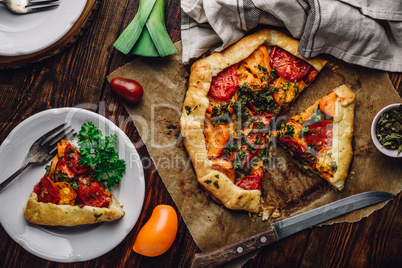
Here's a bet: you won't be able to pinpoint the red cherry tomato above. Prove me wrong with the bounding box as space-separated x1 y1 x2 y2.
279 136 316 166
76 180 111 208
208 66 239 100
270 46 311 81
235 167 263 190
133 205 178 257
34 175 61 204
279 137 306 156
110 77 144 104
65 144 88 175
303 120 333 152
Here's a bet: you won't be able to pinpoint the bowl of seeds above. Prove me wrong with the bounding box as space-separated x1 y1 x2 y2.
371 103 402 158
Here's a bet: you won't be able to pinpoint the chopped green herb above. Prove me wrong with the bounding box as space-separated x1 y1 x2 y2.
375 104 402 155
282 125 295 138
270 67 278 79
185 106 192 115
45 165 51 174
331 161 338 172
299 126 310 138
70 181 78 190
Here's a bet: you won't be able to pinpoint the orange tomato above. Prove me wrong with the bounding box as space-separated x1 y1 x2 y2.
133 205 178 257
57 139 68 158
55 182 77 205
211 158 236 182
48 154 59 177
204 119 230 159
319 92 337 117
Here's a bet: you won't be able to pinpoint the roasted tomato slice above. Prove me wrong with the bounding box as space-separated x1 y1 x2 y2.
319 92 337 117
208 66 239 100
235 167 263 190
77 180 111 208
303 120 333 152
204 118 230 159
279 137 316 166
55 182 77 205
279 137 306 156
65 144 89 175
211 159 236 182
270 46 311 81
56 158 76 179
34 175 61 204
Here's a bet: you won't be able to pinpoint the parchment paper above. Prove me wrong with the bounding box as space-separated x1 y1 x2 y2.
108 42 402 263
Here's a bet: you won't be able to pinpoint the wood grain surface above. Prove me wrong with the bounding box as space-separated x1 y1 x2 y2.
0 1 400 267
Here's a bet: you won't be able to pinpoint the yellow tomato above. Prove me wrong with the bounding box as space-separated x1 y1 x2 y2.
55 182 77 206
133 205 178 257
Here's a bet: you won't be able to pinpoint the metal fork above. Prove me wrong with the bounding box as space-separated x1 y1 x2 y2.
0 123 75 192
0 0 60 14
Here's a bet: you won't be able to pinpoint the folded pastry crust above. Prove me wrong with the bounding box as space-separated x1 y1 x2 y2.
23 192 125 226
330 85 356 190
180 29 327 213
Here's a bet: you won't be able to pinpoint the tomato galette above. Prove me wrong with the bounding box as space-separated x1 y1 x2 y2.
274 85 355 190
180 29 330 213
23 139 124 226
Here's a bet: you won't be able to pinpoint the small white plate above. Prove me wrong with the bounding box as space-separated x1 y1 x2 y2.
0 1 86 56
371 103 402 158
0 108 145 262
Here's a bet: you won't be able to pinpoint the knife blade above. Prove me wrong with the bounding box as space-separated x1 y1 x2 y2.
190 191 395 268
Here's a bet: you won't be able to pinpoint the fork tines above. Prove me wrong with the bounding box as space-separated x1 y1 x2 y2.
38 123 75 149
26 0 60 13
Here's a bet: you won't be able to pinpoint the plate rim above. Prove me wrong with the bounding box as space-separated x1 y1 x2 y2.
0 0 101 69
0 107 145 262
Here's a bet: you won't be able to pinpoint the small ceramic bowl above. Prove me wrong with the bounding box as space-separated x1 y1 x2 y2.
371 103 402 158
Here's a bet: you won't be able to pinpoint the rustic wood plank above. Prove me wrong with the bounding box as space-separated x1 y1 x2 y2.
299 194 401 267
0 0 400 267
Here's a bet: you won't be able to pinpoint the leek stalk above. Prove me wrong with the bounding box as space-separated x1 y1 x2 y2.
114 0 177 57
113 0 156 55
132 27 159 57
143 0 177 57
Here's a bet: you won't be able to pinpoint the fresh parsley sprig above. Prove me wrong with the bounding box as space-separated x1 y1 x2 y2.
77 122 126 188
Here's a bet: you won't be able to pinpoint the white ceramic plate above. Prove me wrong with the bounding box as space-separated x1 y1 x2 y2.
0 108 145 262
0 1 86 56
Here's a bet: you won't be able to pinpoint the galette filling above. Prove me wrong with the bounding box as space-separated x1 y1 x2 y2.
33 140 112 208
204 45 319 190
275 92 338 181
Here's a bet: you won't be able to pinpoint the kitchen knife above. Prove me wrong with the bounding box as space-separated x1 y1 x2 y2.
190 191 395 268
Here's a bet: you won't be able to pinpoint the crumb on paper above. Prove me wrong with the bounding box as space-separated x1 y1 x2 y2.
332 65 341 73
249 212 258 222
259 205 275 221
271 208 281 218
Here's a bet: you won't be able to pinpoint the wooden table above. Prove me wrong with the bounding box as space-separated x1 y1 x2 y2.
0 1 401 267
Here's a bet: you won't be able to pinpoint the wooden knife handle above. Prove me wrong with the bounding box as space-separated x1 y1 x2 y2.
190 226 278 268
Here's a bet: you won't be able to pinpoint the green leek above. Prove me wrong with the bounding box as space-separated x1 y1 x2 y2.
113 0 156 54
113 0 177 57
132 27 159 57
143 0 177 57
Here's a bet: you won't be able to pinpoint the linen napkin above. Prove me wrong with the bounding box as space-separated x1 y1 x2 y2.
181 0 402 72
